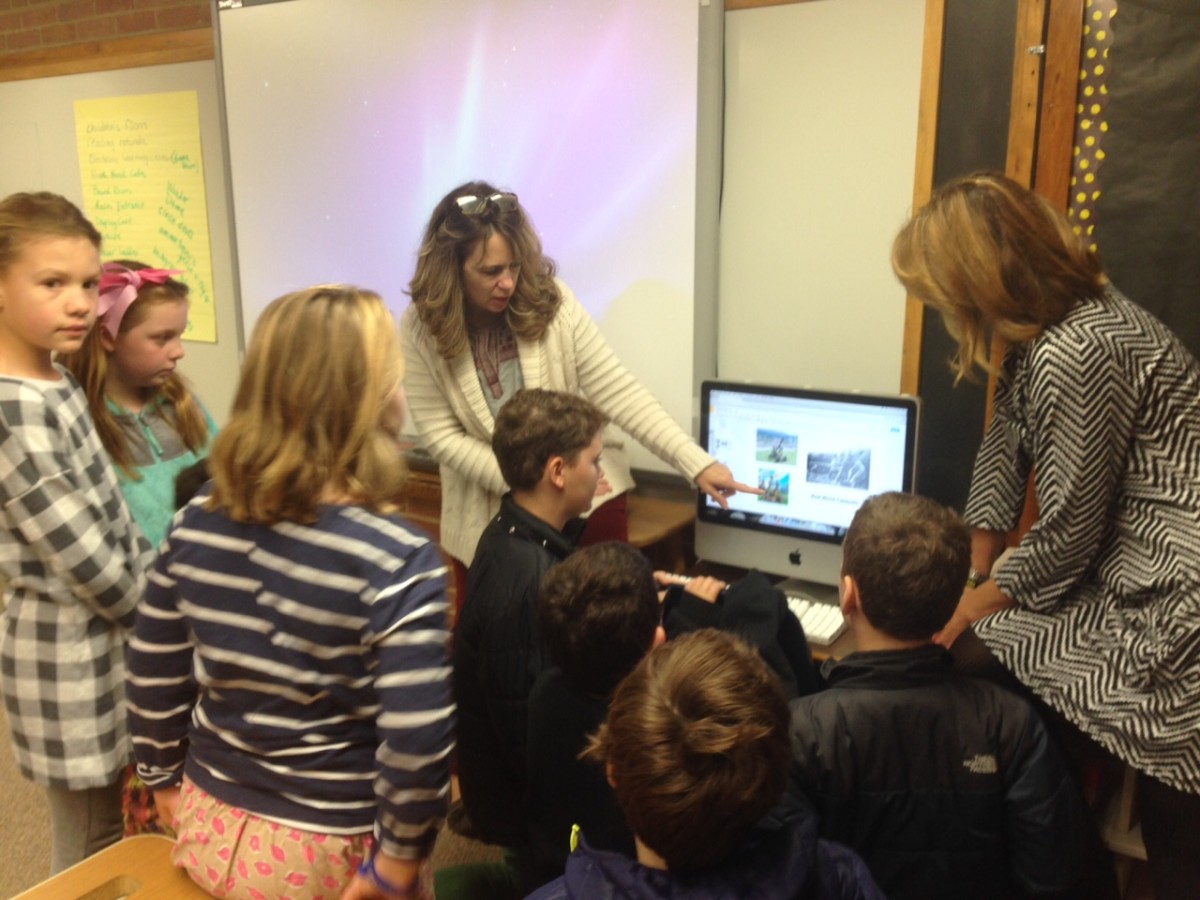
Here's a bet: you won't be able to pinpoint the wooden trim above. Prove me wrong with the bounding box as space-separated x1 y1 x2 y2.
725 0 824 10
1005 0 1048 188
0 28 214 83
988 0 1050 423
1014 0 1083 539
1033 0 1085 210
899 0 946 396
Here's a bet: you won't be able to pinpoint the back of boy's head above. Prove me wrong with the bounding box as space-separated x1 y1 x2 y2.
0 192 100 272
492 388 607 491
841 491 970 640
538 541 660 697
585 629 790 873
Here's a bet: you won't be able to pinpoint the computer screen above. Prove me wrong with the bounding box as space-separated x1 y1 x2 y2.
695 381 920 592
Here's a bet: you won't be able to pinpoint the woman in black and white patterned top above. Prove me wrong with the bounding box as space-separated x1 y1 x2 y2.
893 171 1200 898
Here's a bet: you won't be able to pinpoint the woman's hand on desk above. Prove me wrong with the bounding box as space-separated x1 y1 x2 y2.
695 462 762 509
683 575 726 603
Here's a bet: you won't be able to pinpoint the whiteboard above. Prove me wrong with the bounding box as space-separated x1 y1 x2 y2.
719 0 924 395
216 0 719 471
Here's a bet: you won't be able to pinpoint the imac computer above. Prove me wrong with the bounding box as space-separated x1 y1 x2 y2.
696 380 920 602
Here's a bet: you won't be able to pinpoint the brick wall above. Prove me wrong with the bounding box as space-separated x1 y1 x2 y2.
1 0 211 55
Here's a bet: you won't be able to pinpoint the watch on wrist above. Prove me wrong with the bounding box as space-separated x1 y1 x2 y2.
966 567 990 589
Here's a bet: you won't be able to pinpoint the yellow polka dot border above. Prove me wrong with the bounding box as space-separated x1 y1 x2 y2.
1068 0 1117 251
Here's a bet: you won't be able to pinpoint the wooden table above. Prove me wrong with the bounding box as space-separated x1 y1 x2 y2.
14 835 211 900
627 494 696 573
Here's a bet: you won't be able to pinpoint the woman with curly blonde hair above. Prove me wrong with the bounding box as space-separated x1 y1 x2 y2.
894 171 1200 898
402 182 756 605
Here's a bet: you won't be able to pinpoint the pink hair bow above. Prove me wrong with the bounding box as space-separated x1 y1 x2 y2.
97 263 184 340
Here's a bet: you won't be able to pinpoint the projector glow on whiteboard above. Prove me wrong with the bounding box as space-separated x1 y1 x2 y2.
217 0 699 333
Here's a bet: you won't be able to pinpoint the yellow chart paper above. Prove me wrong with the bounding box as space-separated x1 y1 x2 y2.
75 91 216 342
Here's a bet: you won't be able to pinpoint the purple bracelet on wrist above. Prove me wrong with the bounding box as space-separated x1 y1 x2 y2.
358 854 417 898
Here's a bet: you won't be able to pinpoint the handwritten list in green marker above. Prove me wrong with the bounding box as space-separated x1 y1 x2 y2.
75 91 216 343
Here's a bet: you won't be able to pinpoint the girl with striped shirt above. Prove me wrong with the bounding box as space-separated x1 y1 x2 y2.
127 285 453 900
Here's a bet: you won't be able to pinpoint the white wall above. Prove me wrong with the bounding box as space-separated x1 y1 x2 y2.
719 0 925 394
0 61 242 426
0 0 928 444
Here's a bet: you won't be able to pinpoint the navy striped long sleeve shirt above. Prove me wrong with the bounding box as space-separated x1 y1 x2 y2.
126 490 454 859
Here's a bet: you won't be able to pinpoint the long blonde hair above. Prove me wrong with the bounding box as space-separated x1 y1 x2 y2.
892 171 1106 382
407 181 562 359
60 260 209 477
208 285 407 524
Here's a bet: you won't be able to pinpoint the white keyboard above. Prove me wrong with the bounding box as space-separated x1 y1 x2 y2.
786 592 846 646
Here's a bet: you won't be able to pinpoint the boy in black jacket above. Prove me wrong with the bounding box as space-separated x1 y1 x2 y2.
528 630 884 900
525 541 666 886
789 492 1085 900
446 388 607 899
527 541 824 890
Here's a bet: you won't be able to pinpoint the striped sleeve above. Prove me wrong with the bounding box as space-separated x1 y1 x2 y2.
561 288 715 481
365 537 454 859
126 552 196 788
963 369 1032 538
983 337 1135 612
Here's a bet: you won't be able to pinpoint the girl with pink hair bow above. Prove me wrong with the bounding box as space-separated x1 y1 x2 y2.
61 260 216 550
60 261 218 838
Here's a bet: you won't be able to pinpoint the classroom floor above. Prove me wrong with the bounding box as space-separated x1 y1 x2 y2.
0 704 502 898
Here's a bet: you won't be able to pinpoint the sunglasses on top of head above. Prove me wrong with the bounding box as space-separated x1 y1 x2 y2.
454 192 519 216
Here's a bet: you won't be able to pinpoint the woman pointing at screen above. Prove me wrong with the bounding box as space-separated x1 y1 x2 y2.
400 182 755 603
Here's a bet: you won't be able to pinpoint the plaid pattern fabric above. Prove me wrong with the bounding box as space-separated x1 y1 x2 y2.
0 367 149 789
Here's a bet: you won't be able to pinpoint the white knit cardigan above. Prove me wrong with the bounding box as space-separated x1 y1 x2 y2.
399 281 715 564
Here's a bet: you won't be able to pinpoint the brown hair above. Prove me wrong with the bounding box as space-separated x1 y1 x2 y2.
208 285 407 524
407 181 561 359
60 260 210 477
585 629 790 873
492 388 607 491
892 171 1106 382
841 492 970 640
538 541 660 697
0 192 101 274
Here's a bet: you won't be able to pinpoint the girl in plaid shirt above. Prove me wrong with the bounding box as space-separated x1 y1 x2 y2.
0 192 149 873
